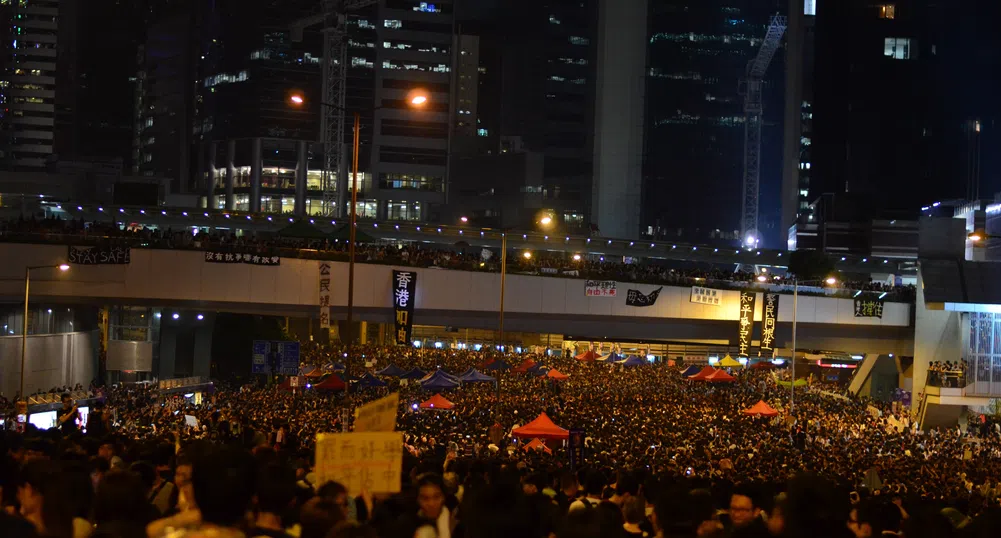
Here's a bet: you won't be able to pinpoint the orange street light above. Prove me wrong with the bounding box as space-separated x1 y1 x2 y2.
289 93 304 105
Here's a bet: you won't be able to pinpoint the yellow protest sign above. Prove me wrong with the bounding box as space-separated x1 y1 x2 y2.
315 432 403 495
353 392 399 432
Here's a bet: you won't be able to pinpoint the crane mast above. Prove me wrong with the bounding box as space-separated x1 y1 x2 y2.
740 14 787 248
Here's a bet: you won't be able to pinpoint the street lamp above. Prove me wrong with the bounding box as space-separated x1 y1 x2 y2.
21 264 70 401
788 275 838 414
289 89 429 349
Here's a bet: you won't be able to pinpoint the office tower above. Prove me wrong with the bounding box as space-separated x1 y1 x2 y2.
781 0 815 233
592 0 646 240
642 0 786 245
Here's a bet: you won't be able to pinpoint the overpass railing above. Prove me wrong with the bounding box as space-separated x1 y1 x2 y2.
0 231 916 302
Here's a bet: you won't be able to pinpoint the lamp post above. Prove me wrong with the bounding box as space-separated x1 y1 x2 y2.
497 216 553 351
289 90 428 351
787 275 837 414
21 264 70 401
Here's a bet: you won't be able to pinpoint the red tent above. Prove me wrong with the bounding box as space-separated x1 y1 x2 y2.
512 412 569 440
305 369 326 378
313 374 346 391
512 359 537 373
277 378 293 392
523 438 553 454
546 369 569 380
751 361 775 370
743 400 779 417
419 393 455 410
688 366 717 380
705 369 737 383
575 350 599 362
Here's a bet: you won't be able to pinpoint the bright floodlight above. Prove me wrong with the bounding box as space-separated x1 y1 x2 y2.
460 216 468 223
523 251 532 259
411 94 428 106
969 232 983 242
58 264 70 271
289 94 304 105
572 254 582 261
757 275 767 282
745 235 757 246
540 216 553 226
825 277 837 285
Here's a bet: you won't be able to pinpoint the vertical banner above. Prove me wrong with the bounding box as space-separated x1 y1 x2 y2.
568 428 586 470
737 291 756 357
392 270 417 345
759 293 779 356
319 262 331 329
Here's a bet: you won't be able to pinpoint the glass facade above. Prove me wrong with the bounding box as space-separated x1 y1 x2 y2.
965 312 1001 395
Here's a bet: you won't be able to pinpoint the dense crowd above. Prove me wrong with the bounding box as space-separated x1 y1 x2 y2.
0 215 914 299
3 344 1001 538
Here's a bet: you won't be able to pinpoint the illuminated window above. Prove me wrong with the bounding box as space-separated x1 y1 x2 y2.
884 37 911 59
569 36 589 46
384 19 402 29
879 4 895 19
477 128 488 137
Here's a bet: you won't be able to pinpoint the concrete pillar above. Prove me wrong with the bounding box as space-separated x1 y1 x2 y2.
250 137 262 213
378 323 386 345
295 140 308 217
359 321 368 344
912 270 964 416
158 321 177 380
206 141 219 210
225 139 236 210
192 312 215 379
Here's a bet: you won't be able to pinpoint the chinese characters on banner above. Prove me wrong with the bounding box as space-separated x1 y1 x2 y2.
585 280 617 297
625 287 663 307
853 298 885 318
690 286 721 306
319 262 331 329
204 251 280 266
737 291 756 357
760 293 779 356
392 270 417 345
354 393 400 433
314 432 403 496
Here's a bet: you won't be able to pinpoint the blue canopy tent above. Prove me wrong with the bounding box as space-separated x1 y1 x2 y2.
355 373 388 388
483 359 512 371
617 355 647 367
323 362 346 372
528 364 551 376
400 368 427 380
458 368 497 383
681 365 701 377
598 352 624 362
421 370 461 390
376 364 407 377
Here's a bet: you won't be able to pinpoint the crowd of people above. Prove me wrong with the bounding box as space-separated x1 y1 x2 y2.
927 361 970 388
0 215 914 300
3 343 1001 538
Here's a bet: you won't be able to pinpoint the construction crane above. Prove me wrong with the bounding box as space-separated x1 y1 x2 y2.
291 0 377 217
739 14 787 248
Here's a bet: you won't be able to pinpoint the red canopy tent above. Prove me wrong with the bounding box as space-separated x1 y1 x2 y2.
511 412 570 440
512 359 537 373
705 369 737 383
546 369 569 380
313 374 346 391
751 361 775 370
305 369 326 378
688 366 717 380
575 350 599 362
743 400 779 417
523 438 553 454
419 393 455 410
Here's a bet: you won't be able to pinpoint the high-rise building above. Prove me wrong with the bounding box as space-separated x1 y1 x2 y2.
642 0 787 245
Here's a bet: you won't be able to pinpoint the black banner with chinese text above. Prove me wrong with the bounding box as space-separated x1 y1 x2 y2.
760 293 779 356
392 270 417 345
626 287 662 307
854 298 884 318
737 291 756 357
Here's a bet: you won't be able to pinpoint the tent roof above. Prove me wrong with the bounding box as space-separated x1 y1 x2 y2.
376 364 407 377
546 369 569 380
598 352 623 362
322 362 346 372
719 355 742 367
329 223 377 243
278 219 329 239
420 370 460 390
483 359 512 371
313 374 346 391
689 366 717 380
523 438 552 454
400 368 427 380
744 400 779 417
750 361 776 370
355 373 387 388
512 359 537 373
458 368 496 383
681 365 701 377
618 355 646 367
512 412 569 440
419 393 455 409
575 350 599 361
704 369 737 383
